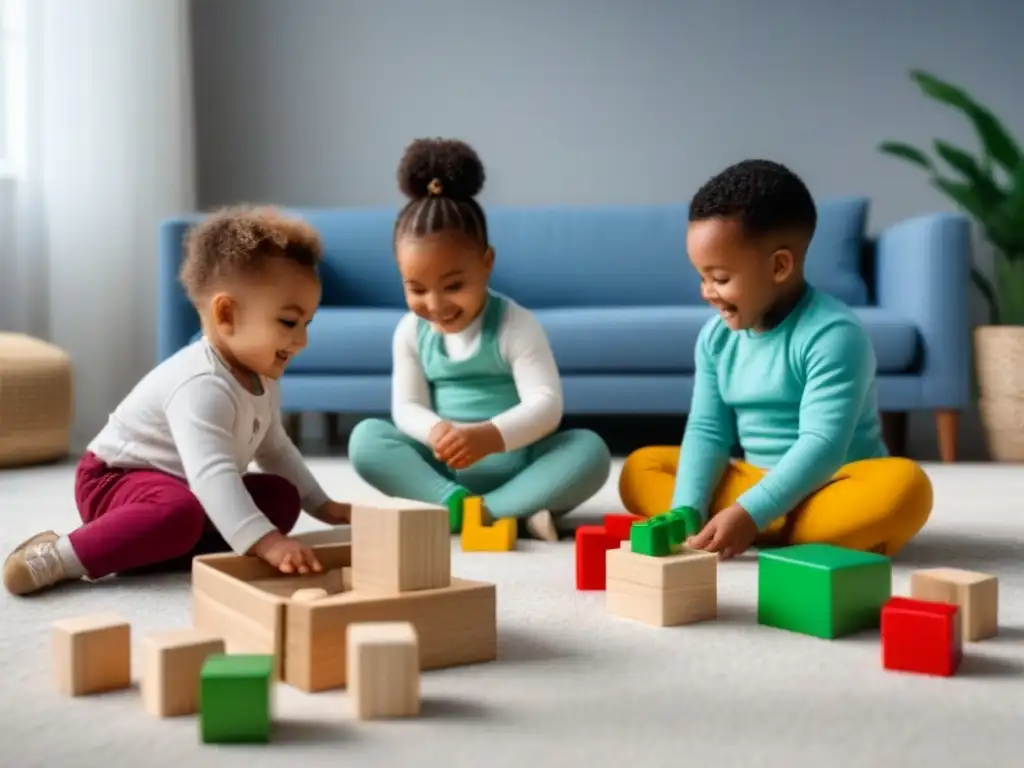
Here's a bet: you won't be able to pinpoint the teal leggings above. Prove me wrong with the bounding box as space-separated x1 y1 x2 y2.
348 418 612 520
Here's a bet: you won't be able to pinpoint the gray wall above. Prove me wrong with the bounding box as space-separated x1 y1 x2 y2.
190 0 1024 460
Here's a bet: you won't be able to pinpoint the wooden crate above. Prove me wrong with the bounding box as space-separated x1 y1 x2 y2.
191 533 497 692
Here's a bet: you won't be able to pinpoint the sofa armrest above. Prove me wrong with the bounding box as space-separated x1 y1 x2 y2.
157 215 203 363
874 212 973 409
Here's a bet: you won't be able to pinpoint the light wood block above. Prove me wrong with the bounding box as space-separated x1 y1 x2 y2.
140 628 224 717
352 504 451 593
606 543 717 627
347 622 421 719
52 613 131 696
291 588 329 602
910 568 998 641
461 496 517 551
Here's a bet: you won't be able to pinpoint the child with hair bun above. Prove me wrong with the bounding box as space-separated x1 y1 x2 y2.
348 138 611 540
4 206 351 596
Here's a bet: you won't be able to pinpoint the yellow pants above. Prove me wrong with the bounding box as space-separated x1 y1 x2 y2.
618 447 933 556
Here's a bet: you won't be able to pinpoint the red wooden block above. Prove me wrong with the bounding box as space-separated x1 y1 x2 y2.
602 513 646 541
881 596 962 677
575 526 619 590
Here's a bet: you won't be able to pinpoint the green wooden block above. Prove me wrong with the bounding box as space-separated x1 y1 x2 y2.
669 506 704 539
757 544 892 639
199 654 273 743
630 516 671 556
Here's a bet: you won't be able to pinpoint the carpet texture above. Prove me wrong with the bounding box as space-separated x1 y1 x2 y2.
0 459 1021 768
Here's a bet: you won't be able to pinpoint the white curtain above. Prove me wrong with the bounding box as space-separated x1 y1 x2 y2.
5 0 196 450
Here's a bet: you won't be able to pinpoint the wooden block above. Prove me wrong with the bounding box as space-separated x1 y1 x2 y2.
52 613 131 696
461 496 517 551
352 504 451 593
603 513 645 542
140 628 224 717
347 622 420 719
605 544 717 626
291 588 328 602
910 568 998 641
575 525 619 590
882 597 962 676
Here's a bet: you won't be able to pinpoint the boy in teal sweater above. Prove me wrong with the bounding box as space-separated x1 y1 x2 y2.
619 160 932 559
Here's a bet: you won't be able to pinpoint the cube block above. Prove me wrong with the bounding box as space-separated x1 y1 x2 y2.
352 504 451 592
606 542 717 626
52 613 131 696
602 513 645 542
881 597 962 676
758 544 891 639
575 525 619 590
347 622 420 719
910 568 997 642
461 496 517 551
141 628 225 717
199 654 274 743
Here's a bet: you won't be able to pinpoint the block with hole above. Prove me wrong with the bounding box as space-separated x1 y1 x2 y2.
757 544 891 639
575 525 620 590
606 542 717 626
909 568 998 642
52 613 131 697
881 597 962 676
602 513 645 542
461 496 517 552
351 503 451 593
347 622 421 719
199 654 274 743
141 628 224 717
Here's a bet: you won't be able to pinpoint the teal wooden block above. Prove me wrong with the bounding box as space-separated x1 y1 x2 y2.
757 544 892 639
199 654 273 743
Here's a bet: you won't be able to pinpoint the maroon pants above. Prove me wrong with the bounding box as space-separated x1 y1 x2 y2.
69 452 300 579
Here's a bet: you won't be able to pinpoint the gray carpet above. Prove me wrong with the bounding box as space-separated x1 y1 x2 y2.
1 458 1022 768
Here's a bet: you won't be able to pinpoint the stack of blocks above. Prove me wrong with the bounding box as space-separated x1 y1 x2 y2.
460 496 517 551
575 513 644 590
604 507 718 627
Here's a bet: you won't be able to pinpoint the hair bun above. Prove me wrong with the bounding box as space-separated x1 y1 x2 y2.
397 138 486 201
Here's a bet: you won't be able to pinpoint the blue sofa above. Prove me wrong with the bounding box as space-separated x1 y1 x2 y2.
157 198 972 459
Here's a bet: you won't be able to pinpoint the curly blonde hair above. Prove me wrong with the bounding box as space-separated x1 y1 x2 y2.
180 206 322 302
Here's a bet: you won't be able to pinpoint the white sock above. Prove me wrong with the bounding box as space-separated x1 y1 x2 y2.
55 536 87 579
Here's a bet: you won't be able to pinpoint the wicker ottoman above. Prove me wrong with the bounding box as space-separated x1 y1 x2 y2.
0 333 73 467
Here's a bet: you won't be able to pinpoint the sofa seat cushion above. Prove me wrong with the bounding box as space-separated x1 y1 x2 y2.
533 306 919 375
288 308 403 374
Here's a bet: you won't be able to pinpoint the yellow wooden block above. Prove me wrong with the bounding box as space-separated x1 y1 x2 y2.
461 497 517 551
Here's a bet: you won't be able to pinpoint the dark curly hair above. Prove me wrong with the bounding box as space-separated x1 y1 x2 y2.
689 159 817 242
393 138 489 248
180 206 322 303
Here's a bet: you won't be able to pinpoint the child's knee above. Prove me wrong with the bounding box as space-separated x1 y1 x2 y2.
348 418 398 473
244 474 301 532
889 458 933 528
571 429 611 471
159 492 208 553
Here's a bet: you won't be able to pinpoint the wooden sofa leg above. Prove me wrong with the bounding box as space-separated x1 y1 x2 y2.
881 412 907 457
934 409 958 463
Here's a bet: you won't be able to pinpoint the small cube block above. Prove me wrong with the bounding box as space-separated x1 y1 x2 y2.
606 542 717 626
199 654 274 743
575 525 619 590
347 622 420 719
141 628 225 717
910 568 998 642
630 516 672 556
602 513 645 541
758 544 891 639
352 504 451 592
52 613 131 696
461 497 517 552
291 587 328 602
881 597 962 676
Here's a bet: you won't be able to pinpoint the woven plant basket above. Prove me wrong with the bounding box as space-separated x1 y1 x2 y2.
974 326 1024 462
0 333 74 467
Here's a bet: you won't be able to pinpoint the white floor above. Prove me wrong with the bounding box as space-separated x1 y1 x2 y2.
0 459 1022 768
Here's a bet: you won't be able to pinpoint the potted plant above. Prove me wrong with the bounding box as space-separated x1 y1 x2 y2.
879 70 1024 462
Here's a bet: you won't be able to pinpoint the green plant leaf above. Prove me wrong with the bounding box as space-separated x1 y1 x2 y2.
988 162 1024 253
910 70 1022 172
971 266 1000 325
933 140 1004 209
878 141 934 171
932 176 990 221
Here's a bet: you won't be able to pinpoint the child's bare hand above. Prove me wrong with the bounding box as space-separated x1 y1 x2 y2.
252 531 323 574
435 423 504 470
316 500 351 524
686 503 758 560
428 421 455 450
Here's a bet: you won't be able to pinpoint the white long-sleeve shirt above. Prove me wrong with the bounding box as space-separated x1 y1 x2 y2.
87 338 330 554
391 298 564 452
